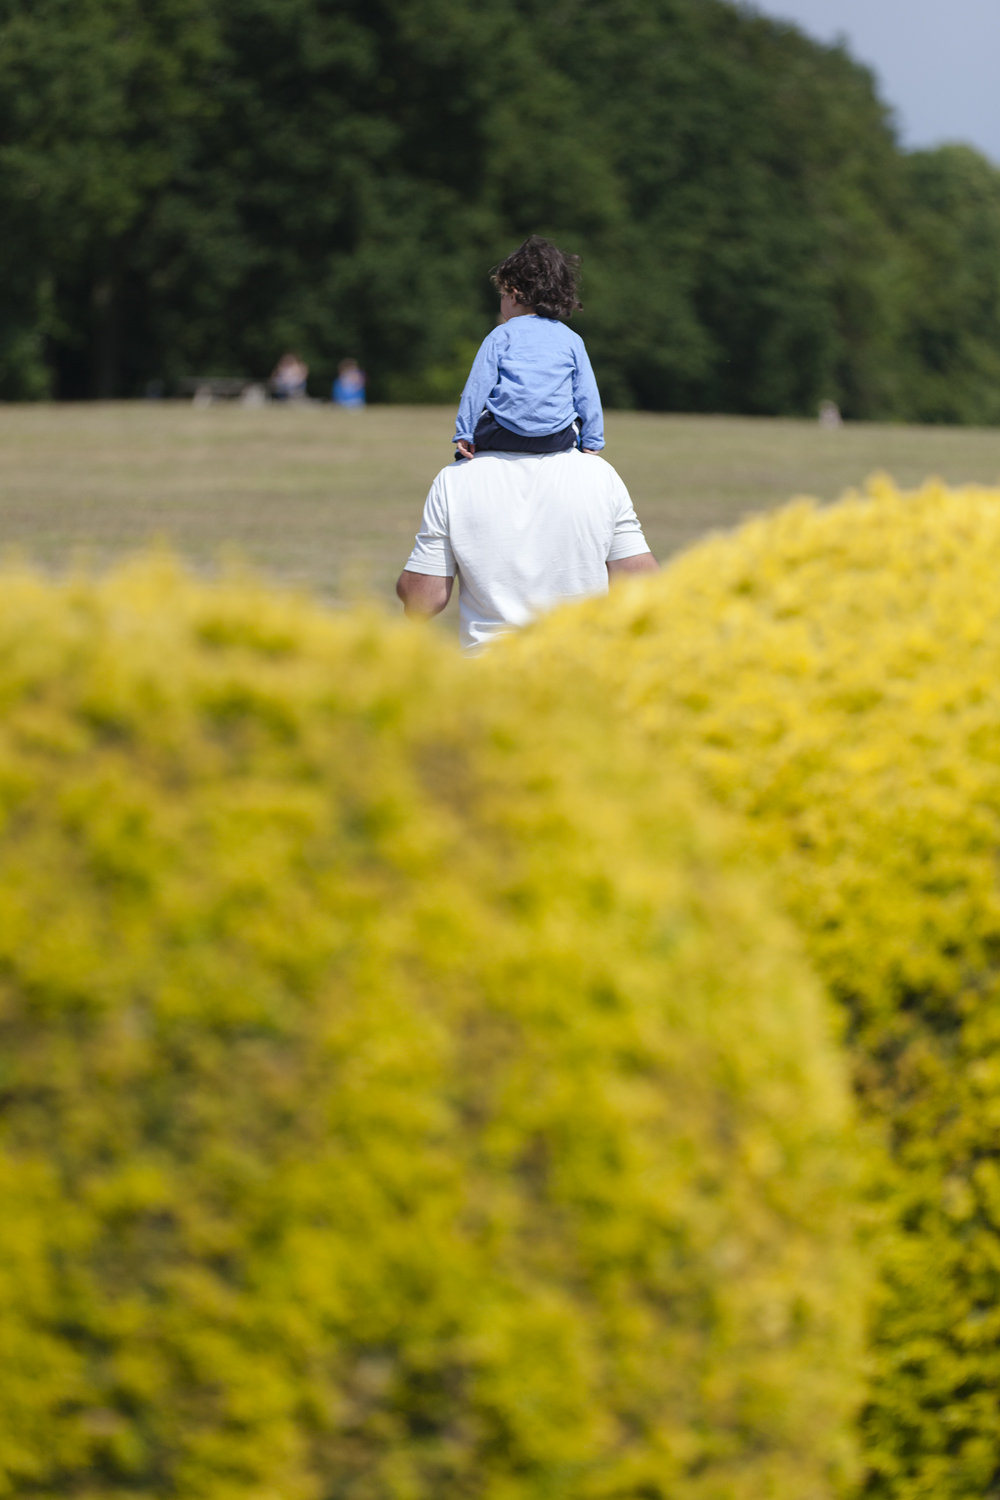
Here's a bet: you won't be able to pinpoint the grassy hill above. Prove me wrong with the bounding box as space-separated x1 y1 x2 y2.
1 402 999 622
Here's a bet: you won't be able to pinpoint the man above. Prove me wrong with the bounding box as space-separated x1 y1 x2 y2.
396 448 657 652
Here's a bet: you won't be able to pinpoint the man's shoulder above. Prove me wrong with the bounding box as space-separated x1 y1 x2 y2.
424 462 461 507
560 448 625 485
440 450 624 485
506 449 628 503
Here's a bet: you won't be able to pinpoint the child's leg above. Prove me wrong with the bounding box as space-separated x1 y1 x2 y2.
473 412 578 454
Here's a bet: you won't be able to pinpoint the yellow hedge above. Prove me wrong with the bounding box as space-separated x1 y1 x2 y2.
515 476 1000 1500
0 559 863 1500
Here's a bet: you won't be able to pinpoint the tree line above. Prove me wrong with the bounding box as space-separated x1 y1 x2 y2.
1 0 998 421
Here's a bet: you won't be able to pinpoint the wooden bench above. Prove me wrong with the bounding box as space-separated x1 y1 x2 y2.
178 376 267 406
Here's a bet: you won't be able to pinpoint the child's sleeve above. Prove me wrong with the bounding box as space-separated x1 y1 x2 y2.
572 339 605 451
454 329 502 445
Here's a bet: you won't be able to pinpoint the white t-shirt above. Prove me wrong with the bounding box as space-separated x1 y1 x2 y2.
404 449 651 652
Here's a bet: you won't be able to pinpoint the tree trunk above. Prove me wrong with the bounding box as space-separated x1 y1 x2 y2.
91 276 120 399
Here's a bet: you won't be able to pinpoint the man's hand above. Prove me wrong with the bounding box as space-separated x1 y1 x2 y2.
607 552 659 581
582 448 601 455
455 440 475 460
396 570 453 619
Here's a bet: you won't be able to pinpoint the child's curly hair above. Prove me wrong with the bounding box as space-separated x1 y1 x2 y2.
490 235 583 321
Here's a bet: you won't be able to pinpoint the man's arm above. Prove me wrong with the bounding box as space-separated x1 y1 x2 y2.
607 552 659 580
396 570 453 619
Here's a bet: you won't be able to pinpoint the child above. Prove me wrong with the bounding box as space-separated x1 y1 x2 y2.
454 236 604 460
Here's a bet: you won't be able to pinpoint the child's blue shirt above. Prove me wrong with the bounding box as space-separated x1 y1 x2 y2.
454 315 604 450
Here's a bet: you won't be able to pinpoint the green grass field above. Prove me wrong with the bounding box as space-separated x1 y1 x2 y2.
2 401 999 622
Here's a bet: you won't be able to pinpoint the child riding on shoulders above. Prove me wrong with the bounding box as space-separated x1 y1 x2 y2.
454 236 604 460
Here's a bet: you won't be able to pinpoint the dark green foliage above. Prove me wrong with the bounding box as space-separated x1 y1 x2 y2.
0 0 221 397
0 0 998 418
891 146 1000 424
528 1 904 417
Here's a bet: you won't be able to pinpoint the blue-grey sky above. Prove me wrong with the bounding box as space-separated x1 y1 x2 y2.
749 0 1000 163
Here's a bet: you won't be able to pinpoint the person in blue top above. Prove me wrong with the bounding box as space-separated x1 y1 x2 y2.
454 236 604 460
333 358 367 407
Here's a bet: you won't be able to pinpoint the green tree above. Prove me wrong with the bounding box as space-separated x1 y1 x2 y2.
891 145 1000 424
0 0 220 397
0 0 998 419
527 0 910 416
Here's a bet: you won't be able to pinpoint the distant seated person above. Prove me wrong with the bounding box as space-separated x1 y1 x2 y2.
332 358 366 408
270 351 309 401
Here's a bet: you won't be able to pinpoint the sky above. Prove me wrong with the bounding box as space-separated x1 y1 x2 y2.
749 0 1000 163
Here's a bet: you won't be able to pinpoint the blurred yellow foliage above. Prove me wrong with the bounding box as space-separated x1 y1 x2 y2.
518 475 1000 1500
0 557 863 1499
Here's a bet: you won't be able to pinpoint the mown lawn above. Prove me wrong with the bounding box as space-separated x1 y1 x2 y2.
2 400 999 616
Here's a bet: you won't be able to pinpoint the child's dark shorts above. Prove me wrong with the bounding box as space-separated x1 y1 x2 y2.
462 411 579 457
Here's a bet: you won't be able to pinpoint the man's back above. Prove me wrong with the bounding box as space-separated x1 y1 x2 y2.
405 449 650 651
